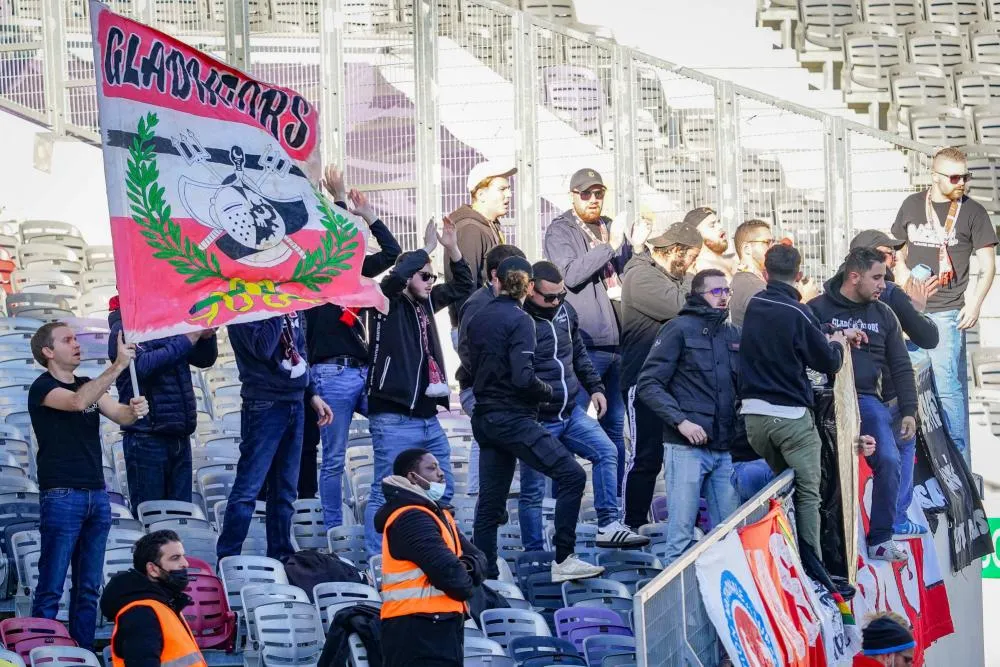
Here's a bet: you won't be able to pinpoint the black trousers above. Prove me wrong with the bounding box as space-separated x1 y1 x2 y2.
297 398 320 499
472 410 586 573
623 386 664 529
382 614 463 667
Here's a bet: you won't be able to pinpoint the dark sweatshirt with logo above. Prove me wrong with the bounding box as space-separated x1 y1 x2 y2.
808 272 918 418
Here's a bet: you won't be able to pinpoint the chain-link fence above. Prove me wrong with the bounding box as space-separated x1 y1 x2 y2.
633 470 796 667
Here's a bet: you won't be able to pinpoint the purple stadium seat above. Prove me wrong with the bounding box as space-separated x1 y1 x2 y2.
553 607 632 652
182 573 237 651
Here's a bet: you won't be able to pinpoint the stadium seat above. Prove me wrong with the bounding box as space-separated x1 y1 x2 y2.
326 525 368 567
101 547 134 584
860 0 922 27
954 63 1000 106
136 500 208 530
0 619 75 663
599 652 637 667
889 64 953 130
969 21 1000 64
923 0 986 25
842 23 904 94
515 551 556 590
507 636 585 666
540 66 604 136
464 657 517 667
290 499 327 552
0 648 26 667
553 607 630 652
479 609 552 651
561 579 630 608
908 104 973 143
28 646 100 667
218 555 288 617
183 571 237 651
252 601 325 667
905 22 968 70
965 145 1000 210
312 581 381 632
582 636 636 667
18 221 82 243
796 0 860 50
196 464 238 519
463 636 506 658
241 583 310 647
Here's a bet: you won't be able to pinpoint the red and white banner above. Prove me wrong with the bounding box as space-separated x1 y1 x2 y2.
854 459 953 667
90 0 386 342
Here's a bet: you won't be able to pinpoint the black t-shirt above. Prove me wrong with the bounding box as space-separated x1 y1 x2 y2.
28 373 104 490
891 192 998 313
304 303 368 364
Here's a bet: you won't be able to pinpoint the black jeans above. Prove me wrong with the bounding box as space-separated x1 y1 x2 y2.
297 398 320 499
382 614 463 667
472 411 586 572
623 386 664 529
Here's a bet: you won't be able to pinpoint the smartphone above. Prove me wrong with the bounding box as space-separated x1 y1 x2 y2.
909 264 933 282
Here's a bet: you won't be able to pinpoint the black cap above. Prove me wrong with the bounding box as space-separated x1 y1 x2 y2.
569 168 604 192
682 206 717 227
850 229 905 251
647 222 703 249
862 616 915 656
497 256 533 281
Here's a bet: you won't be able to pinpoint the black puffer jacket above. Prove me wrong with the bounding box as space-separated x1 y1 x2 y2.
374 476 487 606
524 300 604 421
100 569 194 667
109 309 217 436
637 295 741 449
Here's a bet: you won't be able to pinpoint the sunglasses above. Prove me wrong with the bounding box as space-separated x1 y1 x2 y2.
935 171 972 184
538 290 568 303
418 271 437 283
575 188 606 201
699 287 732 297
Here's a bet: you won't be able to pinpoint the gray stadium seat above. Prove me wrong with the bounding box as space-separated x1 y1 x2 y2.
0 648 26 667
954 63 1000 106
241 583 310 646
252 601 325 667
843 23 904 94
797 0 860 50
218 555 288 616
479 608 551 650
291 499 327 552
969 21 1000 64
905 22 968 70
924 0 986 25
313 581 381 631
28 646 100 667
136 500 208 530
908 104 973 144
860 0 922 27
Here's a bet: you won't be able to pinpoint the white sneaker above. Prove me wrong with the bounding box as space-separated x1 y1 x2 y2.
596 520 651 548
551 555 605 583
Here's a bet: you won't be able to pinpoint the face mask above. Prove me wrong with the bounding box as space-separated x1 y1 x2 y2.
416 474 446 502
159 567 190 594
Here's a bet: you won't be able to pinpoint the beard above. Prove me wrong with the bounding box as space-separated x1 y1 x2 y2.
947 187 965 201
704 237 728 255
575 204 603 223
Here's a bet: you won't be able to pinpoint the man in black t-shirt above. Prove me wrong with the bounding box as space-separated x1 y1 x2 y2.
27 323 148 650
892 146 999 461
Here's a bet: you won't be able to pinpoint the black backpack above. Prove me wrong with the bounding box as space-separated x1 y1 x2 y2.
283 550 368 601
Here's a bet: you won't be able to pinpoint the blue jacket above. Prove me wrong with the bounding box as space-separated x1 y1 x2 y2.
543 211 631 348
524 299 605 422
636 295 740 449
108 309 218 436
229 312 315 402
739 281 844 408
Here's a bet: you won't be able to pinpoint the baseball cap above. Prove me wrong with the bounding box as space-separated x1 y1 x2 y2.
467 161 517 194
569 168 605 192
647 222 703 249
497 256 533 281
849 229 906 251
682 206 716 227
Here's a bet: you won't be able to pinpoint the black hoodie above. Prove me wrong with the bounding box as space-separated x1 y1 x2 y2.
100 569 194 667
373 476 487 607
808 272 918 418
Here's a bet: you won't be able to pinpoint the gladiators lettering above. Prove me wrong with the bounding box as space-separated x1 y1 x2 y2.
103 26 312 150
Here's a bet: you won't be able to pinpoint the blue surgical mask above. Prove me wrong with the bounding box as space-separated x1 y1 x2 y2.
417 474 446 502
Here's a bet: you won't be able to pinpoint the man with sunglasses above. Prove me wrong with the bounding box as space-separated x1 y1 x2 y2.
364 218 475 556
636 269 740 564
544 168 636 495
730 219 774 327
620 221 702 530
519 261 650 549
891 146 998 461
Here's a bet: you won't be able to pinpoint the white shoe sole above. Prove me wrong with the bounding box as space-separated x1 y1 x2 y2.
551 567 605 583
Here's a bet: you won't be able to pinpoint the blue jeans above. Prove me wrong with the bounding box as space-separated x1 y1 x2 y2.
32 488 111 649
730 459 775 504
217 399 303 561
858 394 906 545
577 349 625 493
662 444 737 565
909 309 968 461
123 432 192 510
519 406 620 547
314 363 368 529
364 412 454 555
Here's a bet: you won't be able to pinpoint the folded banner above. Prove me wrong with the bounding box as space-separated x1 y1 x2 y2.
911 360 992 571
854 458 953 667
89 0 387 342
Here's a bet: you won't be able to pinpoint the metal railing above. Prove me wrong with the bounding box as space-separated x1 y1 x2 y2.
0 0 974 271
632 470 797 667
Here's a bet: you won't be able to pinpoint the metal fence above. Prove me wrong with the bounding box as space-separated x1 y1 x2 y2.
0 0 968 268
632 470 797 667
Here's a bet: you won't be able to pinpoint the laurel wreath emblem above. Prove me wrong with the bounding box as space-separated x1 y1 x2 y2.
125 112 359 321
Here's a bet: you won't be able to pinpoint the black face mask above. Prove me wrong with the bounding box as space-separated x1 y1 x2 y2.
158 566 190 595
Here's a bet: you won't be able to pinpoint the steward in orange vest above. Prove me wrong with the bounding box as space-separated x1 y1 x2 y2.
100 530 206 667
374 449 488 667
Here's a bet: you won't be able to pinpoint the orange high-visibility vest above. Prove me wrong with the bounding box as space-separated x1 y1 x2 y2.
111 599 207 667
380 504 467 619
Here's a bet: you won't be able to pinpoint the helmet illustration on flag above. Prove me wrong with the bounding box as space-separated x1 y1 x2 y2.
177 140 309 267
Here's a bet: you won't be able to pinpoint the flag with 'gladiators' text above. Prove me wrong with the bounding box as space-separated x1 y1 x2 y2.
90 0 386 342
